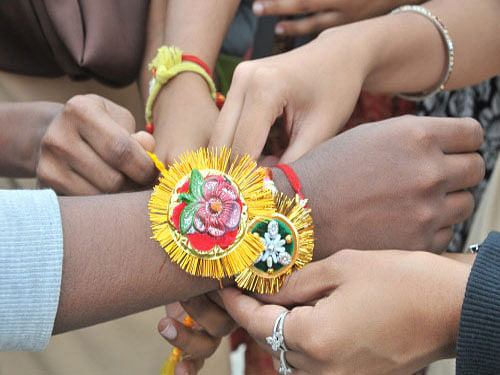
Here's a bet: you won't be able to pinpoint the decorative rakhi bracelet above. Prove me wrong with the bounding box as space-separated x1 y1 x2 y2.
147 150 314 293
235 165 314 294
148 147 276 279
391 5 454 101
145 46 226 134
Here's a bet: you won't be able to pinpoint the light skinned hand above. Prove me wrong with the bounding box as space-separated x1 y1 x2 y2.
280 115 484 256
220 249 471 375
208 32 369 163
252 0 424 36
158 293 237 375
37 94 156 195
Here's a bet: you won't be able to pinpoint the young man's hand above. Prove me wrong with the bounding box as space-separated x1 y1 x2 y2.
37 94 156 195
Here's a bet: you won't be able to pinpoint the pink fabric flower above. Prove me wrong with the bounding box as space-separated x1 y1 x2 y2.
193 176 241 237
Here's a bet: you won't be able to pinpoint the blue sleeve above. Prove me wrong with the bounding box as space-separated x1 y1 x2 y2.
457 231 500 374
0 189 63 351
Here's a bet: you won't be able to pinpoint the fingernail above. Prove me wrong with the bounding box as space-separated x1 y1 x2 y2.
175 366 188 375
253 2 264 15
161 324 177 340
275 25 284 35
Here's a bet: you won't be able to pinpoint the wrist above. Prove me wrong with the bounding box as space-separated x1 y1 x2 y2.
315 23 375 91
418 252 471 361
361 12 446 94
0 102 62 177
152 73 219 163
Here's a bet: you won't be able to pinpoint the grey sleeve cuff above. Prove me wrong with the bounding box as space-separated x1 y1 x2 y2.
457 231 500 374
0 189 63 351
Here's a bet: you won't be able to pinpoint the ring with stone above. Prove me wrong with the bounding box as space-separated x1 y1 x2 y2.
266 311 288 352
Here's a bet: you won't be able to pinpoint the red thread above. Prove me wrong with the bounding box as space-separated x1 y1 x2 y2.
275 164 305 201
182 54 212 78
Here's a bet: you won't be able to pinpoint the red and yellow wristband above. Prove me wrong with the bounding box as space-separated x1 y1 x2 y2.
145 46 226 134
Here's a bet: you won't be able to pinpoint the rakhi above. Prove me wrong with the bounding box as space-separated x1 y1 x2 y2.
148 147 275 279
235 192 314 295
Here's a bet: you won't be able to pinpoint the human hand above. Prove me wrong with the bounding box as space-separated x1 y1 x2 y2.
220 249 471 375
252 0 424 36
273 115 484 256
209 30 369 163
158 293 237 375
37 94 156 195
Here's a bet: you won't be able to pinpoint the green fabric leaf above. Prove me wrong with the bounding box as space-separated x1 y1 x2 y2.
189 169 204 199
180 203 199 234
179 192 194 204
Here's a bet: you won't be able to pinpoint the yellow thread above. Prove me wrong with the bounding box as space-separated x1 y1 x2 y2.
145 46 217 125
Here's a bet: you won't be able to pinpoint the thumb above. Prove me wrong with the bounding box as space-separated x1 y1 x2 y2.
131 131 155 152
279 115 338 163
257 258 337 306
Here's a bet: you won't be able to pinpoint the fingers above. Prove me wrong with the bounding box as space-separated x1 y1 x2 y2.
62 140 126 193
429 117 483 153
440 191 475 228
37 154 101 195
173 359 205 375
444 152 485 192
430 227 453 252
275 12 342 36
96 95 137 134
219 288 313 353
181 294 237 338
131 131 155 153
279 113 336 163
257 260 336 306
253 0 331 16
210 64 285 160
158 317 221 359
78 113 156 185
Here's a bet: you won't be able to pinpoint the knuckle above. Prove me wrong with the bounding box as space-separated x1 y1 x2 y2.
411 125 435 149
461 192 475 218
103 172 125 193
64 95 92 118
420 163 446 192
471 153 486 184
108 136 134 167
463 117 484 146
232 61 255 85
415 204 437 234
40 131 67 156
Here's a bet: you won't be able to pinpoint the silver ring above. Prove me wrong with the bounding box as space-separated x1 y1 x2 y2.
266 311 293 373
266 311 288 352
279 350 293 374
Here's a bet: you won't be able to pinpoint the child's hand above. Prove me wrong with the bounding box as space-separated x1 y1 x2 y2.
252 0 424 36
37 94 156 195
159 293 237 375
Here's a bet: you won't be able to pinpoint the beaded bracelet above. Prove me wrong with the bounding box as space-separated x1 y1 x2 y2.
145 46 225 134
391 5 454 101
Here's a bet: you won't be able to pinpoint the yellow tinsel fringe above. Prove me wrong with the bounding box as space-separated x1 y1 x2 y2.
235 193 314 294
148 147 275 279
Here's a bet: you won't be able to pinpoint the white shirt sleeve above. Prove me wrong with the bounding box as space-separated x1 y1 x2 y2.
0 189 63 351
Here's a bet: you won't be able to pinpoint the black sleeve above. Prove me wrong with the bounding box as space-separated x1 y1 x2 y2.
457 231 500 374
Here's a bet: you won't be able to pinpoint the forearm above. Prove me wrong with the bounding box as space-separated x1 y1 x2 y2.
144 0 240 162
54 190 222 333
139 0 238 99
320 0 500 95
54 163 301 333
0 102 61 177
